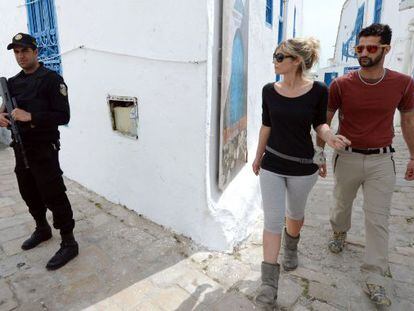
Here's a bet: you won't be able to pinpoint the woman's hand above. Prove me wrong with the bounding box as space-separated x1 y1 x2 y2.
252 157 262 176
327 134 351 150
318 163 327 178
405 159 414 181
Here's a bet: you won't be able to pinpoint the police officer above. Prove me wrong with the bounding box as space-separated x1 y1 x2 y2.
0 33 78 270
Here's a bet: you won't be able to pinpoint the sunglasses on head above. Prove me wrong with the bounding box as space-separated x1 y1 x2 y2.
273 52 295 63
354 44 389 54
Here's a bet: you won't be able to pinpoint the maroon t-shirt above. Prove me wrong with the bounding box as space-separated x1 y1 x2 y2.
328 69 414 148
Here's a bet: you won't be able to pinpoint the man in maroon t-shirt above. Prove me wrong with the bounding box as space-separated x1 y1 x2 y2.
318 24 414 306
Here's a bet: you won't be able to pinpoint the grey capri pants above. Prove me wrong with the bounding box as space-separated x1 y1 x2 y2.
259 169 318 234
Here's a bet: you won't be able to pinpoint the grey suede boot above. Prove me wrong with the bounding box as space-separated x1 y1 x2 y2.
282 228 300 271
254 262 280 309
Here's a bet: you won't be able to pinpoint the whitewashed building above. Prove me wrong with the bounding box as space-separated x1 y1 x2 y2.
0 0 303 251
318 0 414 85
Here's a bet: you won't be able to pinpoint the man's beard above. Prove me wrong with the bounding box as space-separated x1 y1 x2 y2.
358 50 384 68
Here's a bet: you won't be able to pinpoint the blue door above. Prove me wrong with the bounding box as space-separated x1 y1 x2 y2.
324 72 338 86
26 0 62 74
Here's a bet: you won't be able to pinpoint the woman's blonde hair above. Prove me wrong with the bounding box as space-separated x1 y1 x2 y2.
276 37 320 75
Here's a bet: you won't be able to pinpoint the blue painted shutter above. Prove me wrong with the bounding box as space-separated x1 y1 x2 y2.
26 0 62 74
277 0 284 43
374 0 382 23
266 0 273 26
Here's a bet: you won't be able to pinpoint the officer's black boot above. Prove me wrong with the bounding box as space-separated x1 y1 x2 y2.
21 219 52 250
46 232 79 270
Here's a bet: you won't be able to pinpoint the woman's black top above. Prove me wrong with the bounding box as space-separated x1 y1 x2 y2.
261 81 328 176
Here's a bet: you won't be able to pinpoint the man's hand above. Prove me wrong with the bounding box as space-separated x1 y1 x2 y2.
11 108 31 122
0 112 10 127
327 134 351 149
405 159 414 181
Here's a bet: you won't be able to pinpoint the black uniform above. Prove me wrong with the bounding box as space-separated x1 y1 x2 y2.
8 63 75 234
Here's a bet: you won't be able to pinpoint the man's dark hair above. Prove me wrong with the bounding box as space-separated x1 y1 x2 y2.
358 23 392 44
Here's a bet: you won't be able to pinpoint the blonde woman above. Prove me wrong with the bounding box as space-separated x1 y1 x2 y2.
252 38 350 308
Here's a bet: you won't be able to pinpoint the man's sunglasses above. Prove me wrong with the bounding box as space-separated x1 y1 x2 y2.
354 44 389 54
273 53 295 63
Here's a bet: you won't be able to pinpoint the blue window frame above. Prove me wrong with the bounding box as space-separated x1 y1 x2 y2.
26 0 62 74
276 0 285 81
266 0 273 26
277 0 284 43
374 0 382 23
342 3 365 61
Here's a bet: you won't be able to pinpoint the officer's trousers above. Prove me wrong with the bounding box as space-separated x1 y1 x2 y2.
13 142 75 234
330 149 396 287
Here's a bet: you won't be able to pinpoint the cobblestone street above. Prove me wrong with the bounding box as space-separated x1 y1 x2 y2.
1 128 413 311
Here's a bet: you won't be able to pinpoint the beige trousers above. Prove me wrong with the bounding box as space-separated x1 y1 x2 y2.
330 149 396 286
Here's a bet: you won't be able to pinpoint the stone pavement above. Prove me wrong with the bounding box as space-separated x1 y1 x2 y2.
0 128 414 311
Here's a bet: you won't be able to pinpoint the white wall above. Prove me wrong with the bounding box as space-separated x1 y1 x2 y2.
53 0 224 248
0 0 303 251
286 0 304 39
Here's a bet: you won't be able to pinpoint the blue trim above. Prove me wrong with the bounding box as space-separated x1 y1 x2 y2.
374 0 382 23
293 6 297 38
266 0 273 26
275 0 284 81
343 66 360 74
26 0 62 74
277 0 284 43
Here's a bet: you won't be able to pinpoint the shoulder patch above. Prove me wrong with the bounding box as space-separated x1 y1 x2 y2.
59 84 68 96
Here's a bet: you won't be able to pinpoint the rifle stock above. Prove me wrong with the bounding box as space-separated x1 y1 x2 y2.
0 77 29 168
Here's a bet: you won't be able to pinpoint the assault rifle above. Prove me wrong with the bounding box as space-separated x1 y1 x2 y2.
0 77 29 168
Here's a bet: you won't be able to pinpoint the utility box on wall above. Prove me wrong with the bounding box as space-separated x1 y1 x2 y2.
107 95 138 139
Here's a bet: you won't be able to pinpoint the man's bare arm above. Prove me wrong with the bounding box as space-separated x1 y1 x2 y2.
317 110 336 148
401 111 414 180
401 111 414 158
